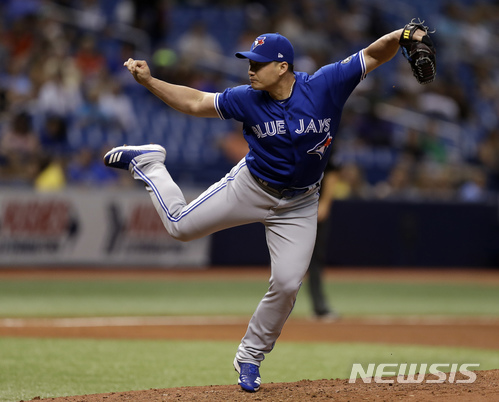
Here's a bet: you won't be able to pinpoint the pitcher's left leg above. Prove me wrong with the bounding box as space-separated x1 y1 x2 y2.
236 192 319 366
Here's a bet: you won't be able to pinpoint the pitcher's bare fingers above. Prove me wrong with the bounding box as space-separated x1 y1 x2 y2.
124 58 137 71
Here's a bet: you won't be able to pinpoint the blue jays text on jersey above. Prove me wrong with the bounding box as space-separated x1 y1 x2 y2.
214 50 367 189
251 117 331 138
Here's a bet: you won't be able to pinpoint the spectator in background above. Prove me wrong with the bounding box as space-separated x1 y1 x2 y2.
39 114 70 156
374 162 417 200
337 163 370 199
74 34 107 80
34 155 67 192
0 111 40 185
130 0 168 48
459 165 488 202
74 0 106 31
356 104 394 147
37 67 83 118
73 84 108 128
98 80 138 132
414 163 456 200
67 147 119 187
176 23 223 69
478 128 499 192
421 119 448 164
417 81 461 122
4 13 37 67
400 128 425 164
35 115 70 192
2 60 34 111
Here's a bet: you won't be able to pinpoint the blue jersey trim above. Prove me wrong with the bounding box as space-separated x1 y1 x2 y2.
214 93 225 120
131 159 247 222
359 49 367 81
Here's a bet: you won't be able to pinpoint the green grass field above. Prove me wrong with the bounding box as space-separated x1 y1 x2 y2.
1 274 498 401
2 338 498 402
1 278 499 317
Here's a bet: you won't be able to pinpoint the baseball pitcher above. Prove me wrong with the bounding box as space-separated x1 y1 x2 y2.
104 24 434 392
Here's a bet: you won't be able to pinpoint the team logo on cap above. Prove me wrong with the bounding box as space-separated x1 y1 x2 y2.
307 134 332 159
253 37 266 49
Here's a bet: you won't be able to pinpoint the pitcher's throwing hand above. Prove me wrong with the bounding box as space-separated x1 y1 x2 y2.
124 58 152 85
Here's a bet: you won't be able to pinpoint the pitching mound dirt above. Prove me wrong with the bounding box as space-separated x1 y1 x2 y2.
29 370 499 401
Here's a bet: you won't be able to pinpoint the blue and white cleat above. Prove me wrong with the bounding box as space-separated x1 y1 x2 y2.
234 358 261 392
103 144 166 172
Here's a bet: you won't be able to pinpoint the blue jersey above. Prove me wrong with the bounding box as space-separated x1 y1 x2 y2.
215 50 366 188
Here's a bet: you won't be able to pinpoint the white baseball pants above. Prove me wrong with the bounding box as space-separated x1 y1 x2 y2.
133 157 319 365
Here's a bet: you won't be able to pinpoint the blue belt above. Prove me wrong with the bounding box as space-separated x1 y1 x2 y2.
251 173 319 199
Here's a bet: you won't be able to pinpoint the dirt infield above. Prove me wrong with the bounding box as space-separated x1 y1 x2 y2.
2 267 499 401
2 316 499 350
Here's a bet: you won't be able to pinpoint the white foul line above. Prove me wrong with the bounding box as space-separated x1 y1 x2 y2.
0 316 249 328
0 316 498 328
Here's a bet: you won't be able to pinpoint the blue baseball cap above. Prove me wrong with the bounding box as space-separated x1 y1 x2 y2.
235 33 294 64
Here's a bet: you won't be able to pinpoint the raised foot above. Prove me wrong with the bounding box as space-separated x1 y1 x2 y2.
103 144 166 171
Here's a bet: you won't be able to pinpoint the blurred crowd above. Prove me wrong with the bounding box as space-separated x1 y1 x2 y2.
0 0 498 203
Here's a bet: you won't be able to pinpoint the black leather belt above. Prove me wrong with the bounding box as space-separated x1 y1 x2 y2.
251 173 319 199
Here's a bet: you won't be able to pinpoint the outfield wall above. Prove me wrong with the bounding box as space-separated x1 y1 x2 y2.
212 199 499 268
0 189 208 267
0 189 498 267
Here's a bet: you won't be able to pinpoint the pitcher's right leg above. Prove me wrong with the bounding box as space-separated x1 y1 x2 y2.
107 145 273 242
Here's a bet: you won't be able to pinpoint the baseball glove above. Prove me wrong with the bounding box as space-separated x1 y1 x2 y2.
399 19 436 85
